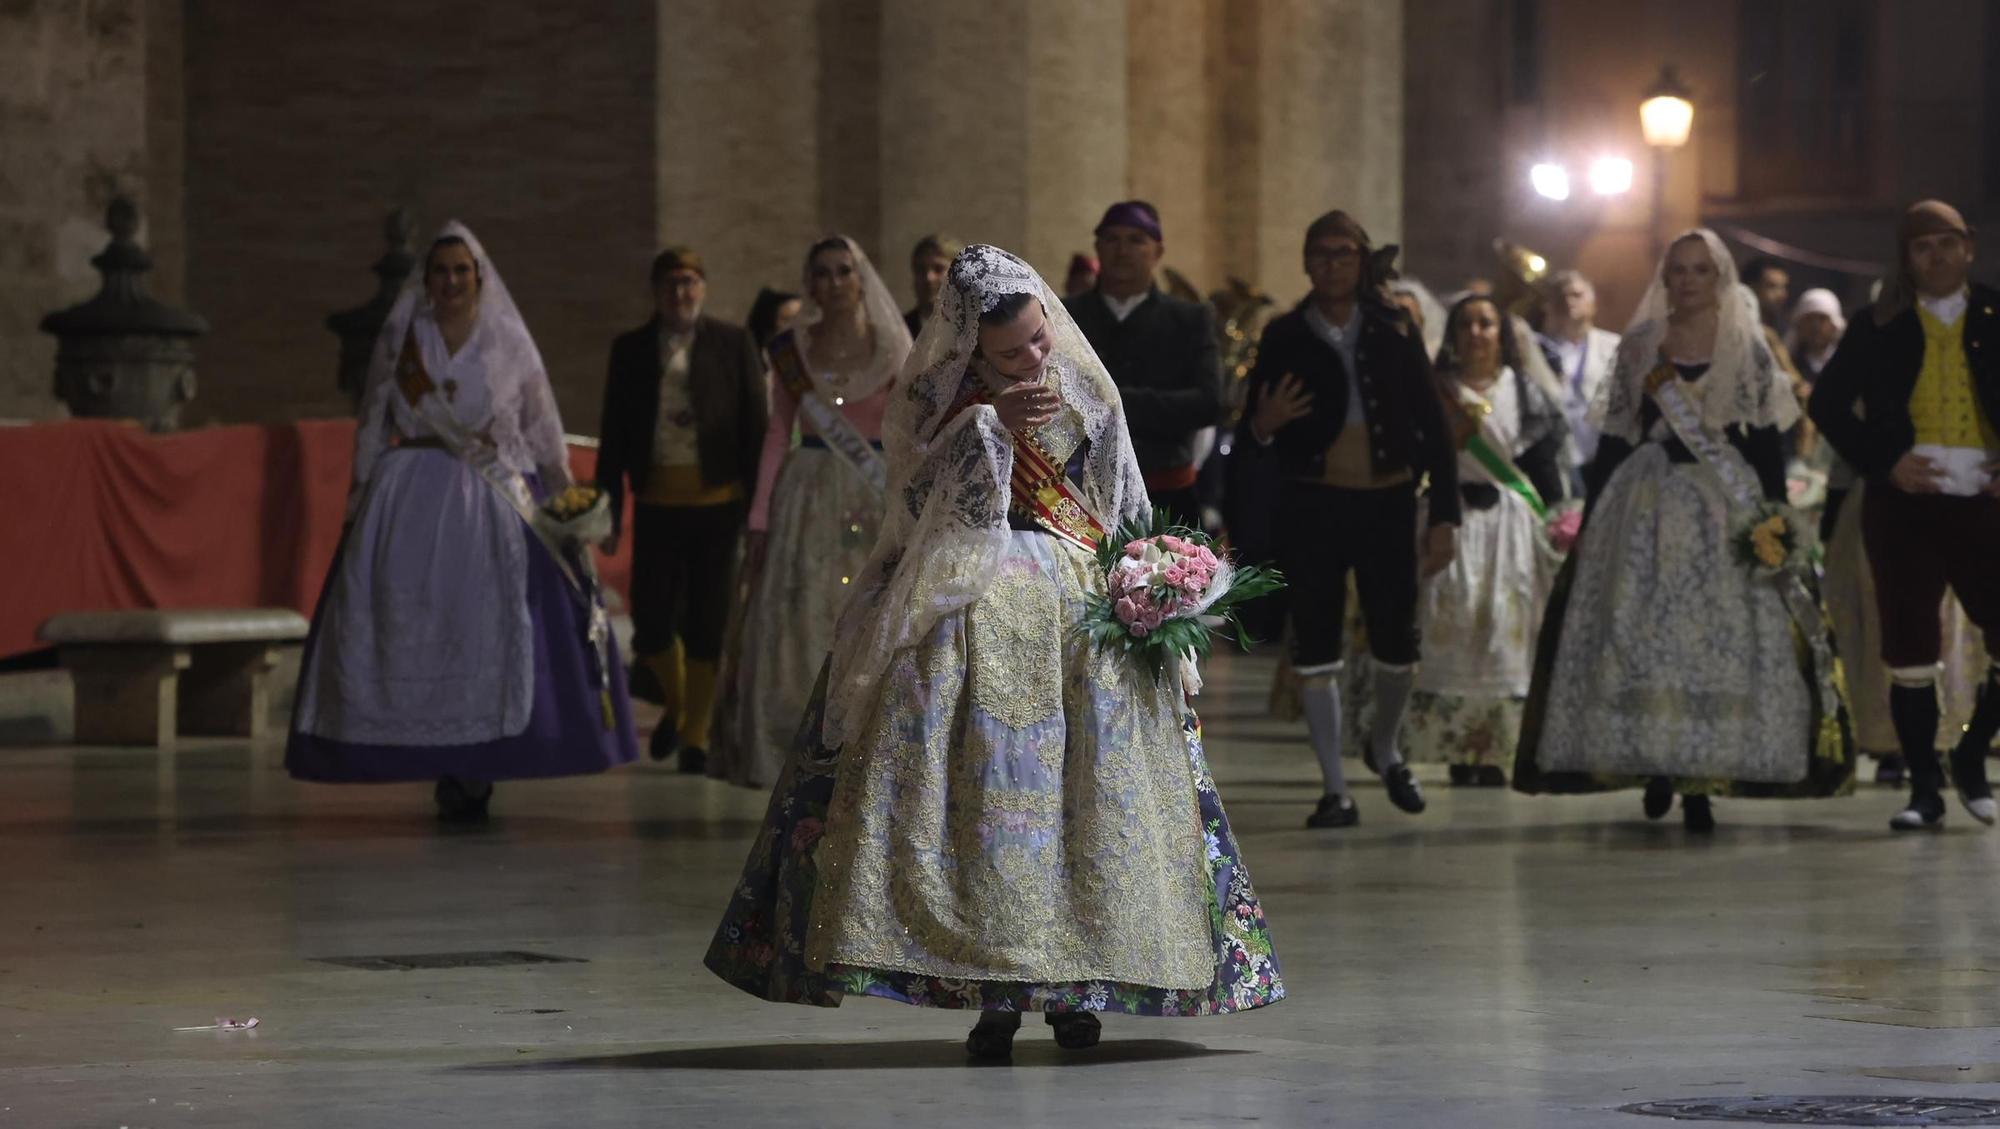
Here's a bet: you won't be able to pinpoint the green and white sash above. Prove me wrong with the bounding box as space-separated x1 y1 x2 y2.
1456 385 1547 519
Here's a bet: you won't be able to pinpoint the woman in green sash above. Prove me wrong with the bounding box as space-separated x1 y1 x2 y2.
1396 295 1569 785
1515 230 1851 830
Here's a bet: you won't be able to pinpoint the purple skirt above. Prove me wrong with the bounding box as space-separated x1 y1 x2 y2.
286 525 640 784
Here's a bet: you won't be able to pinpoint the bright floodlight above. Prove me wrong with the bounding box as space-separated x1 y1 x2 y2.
1641 65 1695 148
1530 163 1570 202
1589 157 1635 196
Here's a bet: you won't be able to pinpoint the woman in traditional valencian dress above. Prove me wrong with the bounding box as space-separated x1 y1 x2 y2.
705 245 1283 1059
714 237 911 789
1515 230 1851 830
1397 295 1569 785
288 222 639 821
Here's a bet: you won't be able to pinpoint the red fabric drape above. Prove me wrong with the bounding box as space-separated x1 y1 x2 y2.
0 420 633 660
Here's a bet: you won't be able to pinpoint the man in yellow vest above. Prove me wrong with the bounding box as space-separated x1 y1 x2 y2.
1811 200 2000 831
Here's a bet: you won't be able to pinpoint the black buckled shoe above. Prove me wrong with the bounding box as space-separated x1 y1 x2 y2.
677 745 708 775
1643 776 1673 821
434 777 492 825
1950 741 1997 826
1890 789 1948 832
966 1011 1022 1062
1473 765 1508 788
1384 764 1426 814
1047 1011 1102 1050
1873 754 1907 787
1448 764 1475 787
1305 793 1359 829
1681 794 1715 834
648 720 681 763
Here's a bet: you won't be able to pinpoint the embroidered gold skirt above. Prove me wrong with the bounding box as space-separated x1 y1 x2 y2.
804 531 1217 989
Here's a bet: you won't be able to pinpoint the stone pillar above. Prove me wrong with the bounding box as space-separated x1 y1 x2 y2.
1127 0 1224 294
656 0 821 322
877 0 1128 286
1242 0 1406 304
41 197 207 432
325 209 417 410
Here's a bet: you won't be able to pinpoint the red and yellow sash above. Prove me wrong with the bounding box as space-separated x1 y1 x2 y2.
952 378 1106 553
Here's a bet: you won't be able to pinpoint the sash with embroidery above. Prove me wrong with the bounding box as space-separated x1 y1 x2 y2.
1453 384 1547 520
952 378 1107 554
1647 361 1842 758
393 326 615 722
768 329 888 498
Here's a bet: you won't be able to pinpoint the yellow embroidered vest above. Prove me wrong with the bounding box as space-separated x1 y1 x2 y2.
1910 306 1998 449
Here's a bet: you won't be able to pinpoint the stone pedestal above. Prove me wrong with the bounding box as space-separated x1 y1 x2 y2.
41 197 207 432
180 642 288 740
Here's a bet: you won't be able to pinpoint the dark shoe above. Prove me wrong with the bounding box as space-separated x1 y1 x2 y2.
1448 764 1475 787
1949 741 1997 826
1642 776 1673 821
1681 794 1715 834
1474 765 1508 788
1873 754 1907 786
1305 793 1359 829
1890 789 1948 832
1046 1011 1102 1050
648 720 680 763
1384 764 1426 814
626 660 665 706
966 1012 1022 1061
434 777 492 825
677 745 708 775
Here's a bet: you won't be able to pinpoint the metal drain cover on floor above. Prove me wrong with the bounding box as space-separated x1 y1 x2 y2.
312 951 586 971
1623 1096 2000 1125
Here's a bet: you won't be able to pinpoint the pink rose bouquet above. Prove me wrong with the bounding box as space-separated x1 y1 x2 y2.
1081 514 1284 682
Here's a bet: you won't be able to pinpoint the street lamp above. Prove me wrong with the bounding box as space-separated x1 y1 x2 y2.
1640 64 1694 257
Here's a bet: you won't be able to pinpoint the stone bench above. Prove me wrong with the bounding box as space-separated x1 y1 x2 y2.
38 609 310 747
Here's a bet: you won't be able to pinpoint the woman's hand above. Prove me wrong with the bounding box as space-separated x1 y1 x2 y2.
1419 523 1458 578
745 530 769 577
1250 373 1313 442
993 382 1061 433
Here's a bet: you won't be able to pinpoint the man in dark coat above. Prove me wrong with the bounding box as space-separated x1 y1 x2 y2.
1064 201 1223 527
1810 200 2000 831
596 247 768 772
1232 210 1460 829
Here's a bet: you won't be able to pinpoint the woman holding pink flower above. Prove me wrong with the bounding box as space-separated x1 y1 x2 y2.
705 245 1283 1061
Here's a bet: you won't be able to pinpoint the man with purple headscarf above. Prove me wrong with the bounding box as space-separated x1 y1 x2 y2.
1063 201 1224 527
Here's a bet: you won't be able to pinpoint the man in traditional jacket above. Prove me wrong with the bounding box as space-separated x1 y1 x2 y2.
1232 210 1460 829
1811 200 2000 831
597 247 768 772
1065 201 1224 527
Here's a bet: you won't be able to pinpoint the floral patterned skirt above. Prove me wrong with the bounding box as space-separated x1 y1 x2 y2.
705 592 1284 1017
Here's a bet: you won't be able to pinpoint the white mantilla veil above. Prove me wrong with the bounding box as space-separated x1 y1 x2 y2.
350 219 569 502
820 244 1150 749
789 235 912 399
1592 227 1800 445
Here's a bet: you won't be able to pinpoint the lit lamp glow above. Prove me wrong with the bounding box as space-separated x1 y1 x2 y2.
1530 163 1571 202
1588 156 1635 196
1640 66 1694 149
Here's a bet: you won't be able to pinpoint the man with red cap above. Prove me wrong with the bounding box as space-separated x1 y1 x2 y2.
1064 201 1223 527
1811 200 2000 831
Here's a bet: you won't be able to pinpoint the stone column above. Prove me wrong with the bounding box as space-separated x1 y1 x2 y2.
1127 0 1224 293
877 0 1129 287
1208 0 1407 305
656 0 821 322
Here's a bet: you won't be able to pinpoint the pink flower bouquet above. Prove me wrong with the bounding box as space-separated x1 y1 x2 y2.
1081 514 1284 681
1544 504 1583 555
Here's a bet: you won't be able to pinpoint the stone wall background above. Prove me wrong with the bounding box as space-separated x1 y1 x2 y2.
4 0 1406 429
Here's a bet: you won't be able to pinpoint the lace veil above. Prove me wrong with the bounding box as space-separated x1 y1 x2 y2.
790 235 913 400
1592 227 1800 444
820 245 1150 748
351 220 569 501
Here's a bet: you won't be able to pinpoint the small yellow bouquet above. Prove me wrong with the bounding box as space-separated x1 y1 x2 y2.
536 483 612 546
1730 502 1808 577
